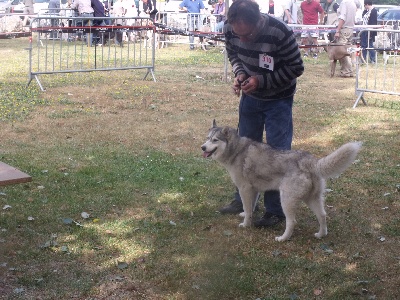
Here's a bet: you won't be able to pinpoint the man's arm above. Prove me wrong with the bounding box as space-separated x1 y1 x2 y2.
199 0 205 14
334 18 344 38
284 9 292 24
318 4 325 24
178 0 187 11
319 11 325 24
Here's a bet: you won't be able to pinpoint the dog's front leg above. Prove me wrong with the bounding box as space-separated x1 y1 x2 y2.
238 188 258 227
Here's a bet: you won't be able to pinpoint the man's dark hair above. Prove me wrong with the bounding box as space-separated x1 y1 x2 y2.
227 0 261 26
364 0 373 5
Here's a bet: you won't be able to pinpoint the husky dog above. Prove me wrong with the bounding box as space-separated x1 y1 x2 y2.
201 120 362 242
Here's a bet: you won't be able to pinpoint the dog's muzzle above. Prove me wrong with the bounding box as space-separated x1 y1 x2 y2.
201 146 216 158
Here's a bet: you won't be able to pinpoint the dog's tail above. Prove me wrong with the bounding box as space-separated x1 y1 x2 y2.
317 142 362 179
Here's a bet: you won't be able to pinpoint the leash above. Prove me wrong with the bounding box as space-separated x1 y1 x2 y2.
153 22 225 42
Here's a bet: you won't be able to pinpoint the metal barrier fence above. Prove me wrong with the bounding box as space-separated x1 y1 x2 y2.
354 26 400 108
0 13 30 38
154 12 224 47
27 15 156 91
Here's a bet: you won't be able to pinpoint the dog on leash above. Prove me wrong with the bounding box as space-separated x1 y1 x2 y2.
201 120 362 242
324 43 357 77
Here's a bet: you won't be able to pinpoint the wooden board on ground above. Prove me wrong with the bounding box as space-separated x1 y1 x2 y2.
0 162 32 186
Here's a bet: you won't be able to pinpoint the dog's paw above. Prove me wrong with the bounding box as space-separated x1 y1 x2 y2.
239 222 245 227
239 222 250 227
239 212 245 218
314 232 327 239
275 236 288 242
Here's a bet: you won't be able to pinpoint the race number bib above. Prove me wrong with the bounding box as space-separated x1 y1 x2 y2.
259 54 274 71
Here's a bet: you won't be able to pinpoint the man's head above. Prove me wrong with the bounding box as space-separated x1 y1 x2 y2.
364 0 372 7
227 0 261 26
227 0 261 42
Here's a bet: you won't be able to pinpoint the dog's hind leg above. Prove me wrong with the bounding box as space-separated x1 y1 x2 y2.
330 60 336 77
304 179 327 238
307 196 327 239
238 188 258 227
275 181 304 242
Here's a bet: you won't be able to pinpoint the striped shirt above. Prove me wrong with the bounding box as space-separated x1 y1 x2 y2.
224 14 304 100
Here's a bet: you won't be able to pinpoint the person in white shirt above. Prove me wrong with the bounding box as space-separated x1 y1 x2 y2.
113 0 127 45
283 0 298 24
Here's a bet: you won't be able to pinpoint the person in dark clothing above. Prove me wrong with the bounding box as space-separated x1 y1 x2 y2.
91 0 106 44
143 0 157 20
361 0 377 63
219 0 304 228
91 0 106 25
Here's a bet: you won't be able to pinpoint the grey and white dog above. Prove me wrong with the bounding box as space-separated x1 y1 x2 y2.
201 120 362 242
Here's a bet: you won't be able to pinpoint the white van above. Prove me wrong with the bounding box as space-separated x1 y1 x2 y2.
34 0 50 14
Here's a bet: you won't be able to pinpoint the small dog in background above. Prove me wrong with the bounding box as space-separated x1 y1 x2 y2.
324 43 357 77
201 120 362 242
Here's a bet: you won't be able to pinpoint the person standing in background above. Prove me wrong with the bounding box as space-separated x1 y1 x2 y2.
334 0 357 77
267 0 285 20
323 0 339 41
268 0 274 15
283 0 298 24
23 0 34 27
69 0 95 46
113 0 127 46
48 0 61 38
300 0 324 58
142 0 157 20
179 0 205 50
213 0 225 32
361 0 377 63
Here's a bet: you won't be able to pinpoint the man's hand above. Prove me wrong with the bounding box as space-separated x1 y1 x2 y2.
241 76 259 94
232 74 247 96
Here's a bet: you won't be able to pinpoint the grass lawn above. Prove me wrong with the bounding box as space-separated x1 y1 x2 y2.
0 37 399 300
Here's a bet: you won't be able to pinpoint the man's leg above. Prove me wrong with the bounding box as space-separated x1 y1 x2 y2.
360 31 368 62
368 37 376 63
188 16 195 49
301 33 310 56
338 28 354 76
312 35 318 58
219 94 264 214
254 97 293 227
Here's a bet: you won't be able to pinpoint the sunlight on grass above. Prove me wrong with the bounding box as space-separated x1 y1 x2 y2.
158 192 185 202
1 36 399 300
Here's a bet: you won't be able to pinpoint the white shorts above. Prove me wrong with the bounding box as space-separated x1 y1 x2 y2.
301 27 319 38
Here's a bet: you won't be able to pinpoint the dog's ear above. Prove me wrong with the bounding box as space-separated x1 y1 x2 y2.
221 126 232 137
212 119 217 128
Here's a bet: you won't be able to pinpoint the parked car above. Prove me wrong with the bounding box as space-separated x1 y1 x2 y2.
0 0 13 13
377 7 400 24
10 0 24 13
374 5 399 16
33 0 50 14
376 8 400 50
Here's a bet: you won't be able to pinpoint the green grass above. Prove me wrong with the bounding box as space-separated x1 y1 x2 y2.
1 37 399 299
